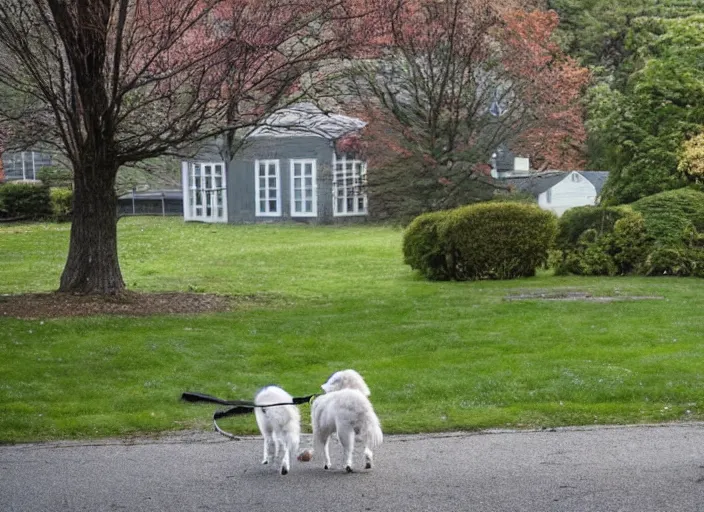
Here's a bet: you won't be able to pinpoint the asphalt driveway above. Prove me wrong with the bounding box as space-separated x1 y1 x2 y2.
1 423 703 512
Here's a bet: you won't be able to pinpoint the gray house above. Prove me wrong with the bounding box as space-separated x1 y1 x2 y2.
181 103 368 224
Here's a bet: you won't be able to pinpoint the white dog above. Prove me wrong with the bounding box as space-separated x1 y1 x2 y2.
309 369 383 472
254 386 300 475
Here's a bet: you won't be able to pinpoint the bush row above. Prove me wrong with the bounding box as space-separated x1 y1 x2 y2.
403 202 557 280
554 188 704 277
0 182 72 221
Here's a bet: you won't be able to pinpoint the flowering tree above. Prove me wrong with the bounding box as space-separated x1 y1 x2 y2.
337 0 588 217
0 0 367 294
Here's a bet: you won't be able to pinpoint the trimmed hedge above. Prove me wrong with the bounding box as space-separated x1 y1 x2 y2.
555 189 704 277
556 205 634 251
403 202 557 281
631 188 704 246
50 188 73 222
402 211 451 280
0 182 52 219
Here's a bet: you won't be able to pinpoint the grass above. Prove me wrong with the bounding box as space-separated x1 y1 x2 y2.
1 217 703 443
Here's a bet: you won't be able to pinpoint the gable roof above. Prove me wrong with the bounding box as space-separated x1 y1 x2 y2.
505 170 610 197
504 171 569 196
579 171 609 195
248 102 366 140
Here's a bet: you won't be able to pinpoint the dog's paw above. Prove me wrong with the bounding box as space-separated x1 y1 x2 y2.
345 465 354 473
365 462 372 469
281 467 289 475
262 460 269 465
324 464 330 470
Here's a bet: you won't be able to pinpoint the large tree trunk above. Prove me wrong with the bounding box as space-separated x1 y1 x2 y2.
59 166 125 295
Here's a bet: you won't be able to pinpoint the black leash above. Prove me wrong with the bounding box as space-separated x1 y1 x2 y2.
181 391 318 439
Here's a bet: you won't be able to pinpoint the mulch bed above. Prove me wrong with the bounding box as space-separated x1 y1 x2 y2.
0 291 238 319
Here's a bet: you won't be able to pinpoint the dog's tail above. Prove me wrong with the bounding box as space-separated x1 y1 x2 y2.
365 413 383 448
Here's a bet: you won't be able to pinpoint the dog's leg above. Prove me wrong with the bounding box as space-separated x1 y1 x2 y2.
364 447 373 469
280 444 291 475
323 436 332 470
339 428 355 473
272 432 280 460
261 434 271 465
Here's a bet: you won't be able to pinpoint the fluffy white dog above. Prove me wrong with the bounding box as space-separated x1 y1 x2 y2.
309 369 383 472
254 386 300 475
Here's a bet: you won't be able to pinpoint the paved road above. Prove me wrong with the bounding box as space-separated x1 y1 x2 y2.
1 424 703 512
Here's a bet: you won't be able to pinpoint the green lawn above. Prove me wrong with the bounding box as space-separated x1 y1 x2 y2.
1 217 703 443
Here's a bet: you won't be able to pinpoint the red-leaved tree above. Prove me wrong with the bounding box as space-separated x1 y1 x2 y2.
334 0 588 218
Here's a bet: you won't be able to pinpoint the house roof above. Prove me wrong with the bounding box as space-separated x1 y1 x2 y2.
248 102 366 140
504 171 569 196
505 170 610 197
578 171 609 195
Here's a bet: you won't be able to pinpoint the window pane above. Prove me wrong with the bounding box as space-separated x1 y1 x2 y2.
358 197 365 211
269 200 277 211
294 178 301 188
259 189 266 199
215 165 222 176
337 198 344 212
294 189 301 200
305 177 312 187
259 164 266 176
268 163 277 175
305 202 312 213
295 200 302 212
269 189 276 199
259 201 266 213
305 163 313 174
347 198 353 211
269 177 276 188
294 164 301 175
204 165 211 176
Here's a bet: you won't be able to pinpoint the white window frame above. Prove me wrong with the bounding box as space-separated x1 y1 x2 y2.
290 159 317 217
332 154 368 217
183 161 228 223
255 159 282 217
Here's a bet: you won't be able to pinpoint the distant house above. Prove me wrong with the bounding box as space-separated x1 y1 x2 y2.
181 103 368 224
491 147 608 217
1 151 53 181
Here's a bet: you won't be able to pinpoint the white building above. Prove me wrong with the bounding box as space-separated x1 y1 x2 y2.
491 146 608 217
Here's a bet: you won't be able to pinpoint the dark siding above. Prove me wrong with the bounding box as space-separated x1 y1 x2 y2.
229 136 335 223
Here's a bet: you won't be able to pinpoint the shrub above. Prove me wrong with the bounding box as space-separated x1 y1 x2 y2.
439 202 557 280
0 182 52 219
611 214 650 274
50 188 73 222
643 248 692 276
555 205 634 251
402 211 451 280
36 166 73 188
631 188 704 246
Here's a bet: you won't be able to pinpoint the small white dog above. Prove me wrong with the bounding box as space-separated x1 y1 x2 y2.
309 369 383 472
254 386 300 475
